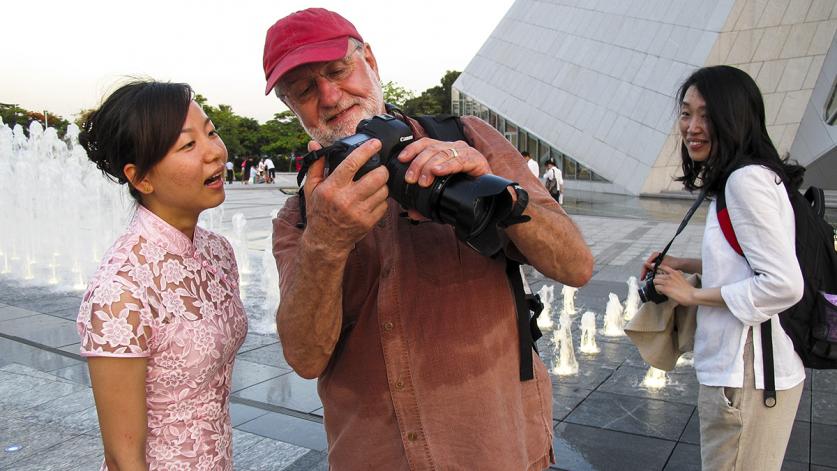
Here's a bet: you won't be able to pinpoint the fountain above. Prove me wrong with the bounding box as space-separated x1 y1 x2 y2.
601 293 625 337
624 276 640 321
0 121 131 291
0 118 281 336
536 285 554 330
561 285 577 316
551 321 578 376
579 311 600 354
642 366 668 389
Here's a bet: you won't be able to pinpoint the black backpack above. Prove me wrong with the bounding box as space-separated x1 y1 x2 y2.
717 170 837 406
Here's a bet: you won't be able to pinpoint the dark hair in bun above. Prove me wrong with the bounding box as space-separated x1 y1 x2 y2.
79 80 193 202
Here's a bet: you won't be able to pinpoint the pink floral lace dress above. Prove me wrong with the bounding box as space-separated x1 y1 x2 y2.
77 205 248 471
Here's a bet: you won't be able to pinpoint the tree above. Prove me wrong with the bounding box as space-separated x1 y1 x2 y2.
382 81 415 108
403 70 461 116
260 110 310 168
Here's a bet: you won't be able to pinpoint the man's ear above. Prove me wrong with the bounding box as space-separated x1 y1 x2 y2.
123 163 153 195
362 43 380 79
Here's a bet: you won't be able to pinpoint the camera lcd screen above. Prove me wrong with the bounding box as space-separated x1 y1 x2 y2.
341 133 371 147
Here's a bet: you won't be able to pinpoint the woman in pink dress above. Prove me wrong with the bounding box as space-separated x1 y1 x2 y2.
77 80 248 470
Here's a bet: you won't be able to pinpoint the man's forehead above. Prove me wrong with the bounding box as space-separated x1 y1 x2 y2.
278 42 358 86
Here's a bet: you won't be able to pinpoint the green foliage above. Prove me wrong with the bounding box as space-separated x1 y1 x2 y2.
382 81 415 108
403 70 461 116
0 104 70 138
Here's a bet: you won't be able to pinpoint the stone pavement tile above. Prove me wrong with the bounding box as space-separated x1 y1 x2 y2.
310 407 323 417
0 304 39 322
233 432 310 471
812 390 837 425
6 433 103 471
232 359 291 393
811 423 837 467
238 342 292 370
234 374 322 413
58 342 82 355
782 462 811 471
797 388 812 422
813 369 837 392
552 384 592 421
0 364 87 411
48 305 82 320
239 332 280 354
0 417 82 469
547 362 617 391
233 428 269 458
564 391 694 440
551 422 676 471
679 410 700 445
236 411 327 452
597 365 699 406
10 388 99 435
663 442 700 471
811 465 837 471
11 294 82 315
0 313 78 348
51 362 91 386
231 402 270 427
785 420 811 464
282 450 329 471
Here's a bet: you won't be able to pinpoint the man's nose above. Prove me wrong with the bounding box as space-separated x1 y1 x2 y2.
315 77 342 107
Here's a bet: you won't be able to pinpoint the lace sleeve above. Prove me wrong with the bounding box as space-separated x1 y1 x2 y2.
78 277 154 357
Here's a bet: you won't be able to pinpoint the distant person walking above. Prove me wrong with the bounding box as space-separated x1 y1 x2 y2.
523 151 539 178
225 159 234 184
543 159 563 203
265 157 275 183
641 65 806 471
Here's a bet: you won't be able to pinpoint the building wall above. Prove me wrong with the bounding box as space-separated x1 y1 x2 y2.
455 0 837 195
644 0 837 193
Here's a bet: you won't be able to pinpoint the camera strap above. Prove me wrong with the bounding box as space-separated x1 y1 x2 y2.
293 148 330 229
653 189 708 271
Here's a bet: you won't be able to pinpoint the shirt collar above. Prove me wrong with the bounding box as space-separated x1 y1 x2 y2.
130 204 205 257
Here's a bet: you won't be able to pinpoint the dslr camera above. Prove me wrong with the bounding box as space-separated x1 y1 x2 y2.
638 255 668 304
318 114 528 256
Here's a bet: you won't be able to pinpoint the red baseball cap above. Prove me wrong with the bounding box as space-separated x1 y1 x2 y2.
263 8 364 96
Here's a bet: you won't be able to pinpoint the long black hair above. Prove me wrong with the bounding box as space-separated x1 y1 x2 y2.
675 65 804 196
79 80 193 202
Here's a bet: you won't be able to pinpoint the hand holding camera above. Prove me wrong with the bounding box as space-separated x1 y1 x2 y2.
302 137 390 256
307 114 531 257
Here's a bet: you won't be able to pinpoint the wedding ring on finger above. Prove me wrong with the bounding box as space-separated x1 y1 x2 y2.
448 147 459 159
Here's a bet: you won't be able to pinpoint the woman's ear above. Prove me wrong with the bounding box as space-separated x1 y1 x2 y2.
123 163 153 195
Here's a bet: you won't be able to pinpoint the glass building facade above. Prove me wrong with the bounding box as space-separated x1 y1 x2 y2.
453 91 609 183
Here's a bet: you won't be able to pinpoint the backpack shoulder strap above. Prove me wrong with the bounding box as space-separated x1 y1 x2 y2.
715 188 744 257
413 114 468 143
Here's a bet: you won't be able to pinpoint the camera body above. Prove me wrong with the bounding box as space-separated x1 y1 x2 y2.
638 269 668 304
320 114 526 256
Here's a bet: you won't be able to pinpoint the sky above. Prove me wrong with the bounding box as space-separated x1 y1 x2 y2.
1 0 515 124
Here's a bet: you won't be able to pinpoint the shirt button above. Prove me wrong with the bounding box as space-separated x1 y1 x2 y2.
377 218 387 228
406 432 418 442
381 265 392 277
395 380 404 390
383 322 393 332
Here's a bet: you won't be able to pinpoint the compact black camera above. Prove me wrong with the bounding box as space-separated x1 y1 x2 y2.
319 114 526 256
638 252 668 304
638 269 668 304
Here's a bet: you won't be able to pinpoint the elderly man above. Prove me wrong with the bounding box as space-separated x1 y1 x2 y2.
266 8 592 470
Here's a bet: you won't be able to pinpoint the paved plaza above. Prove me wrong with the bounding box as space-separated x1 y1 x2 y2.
0 173 835 470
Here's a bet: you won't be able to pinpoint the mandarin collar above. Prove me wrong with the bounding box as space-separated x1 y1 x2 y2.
131 205 205 258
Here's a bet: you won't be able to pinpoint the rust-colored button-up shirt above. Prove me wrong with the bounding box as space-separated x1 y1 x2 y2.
273 116 555 470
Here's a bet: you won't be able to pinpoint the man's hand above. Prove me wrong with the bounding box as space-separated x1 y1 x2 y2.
397 138 492 187
304 138 389 256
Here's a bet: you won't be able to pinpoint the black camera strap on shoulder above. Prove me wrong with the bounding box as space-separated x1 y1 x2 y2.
651 190 708 272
